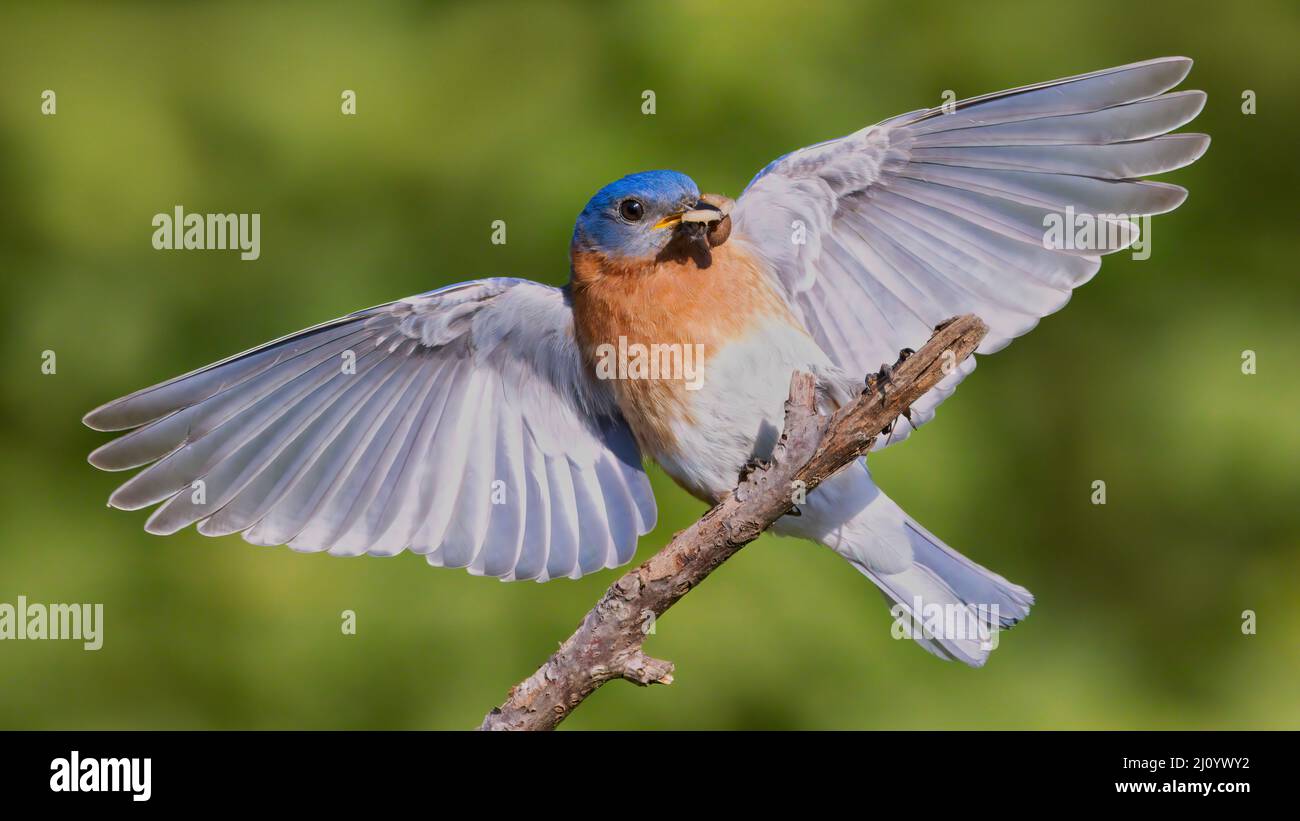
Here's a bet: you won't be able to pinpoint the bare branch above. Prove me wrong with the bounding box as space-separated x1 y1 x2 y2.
479 314 988 730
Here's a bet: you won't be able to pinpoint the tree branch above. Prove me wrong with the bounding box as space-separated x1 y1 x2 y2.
478 314 988 730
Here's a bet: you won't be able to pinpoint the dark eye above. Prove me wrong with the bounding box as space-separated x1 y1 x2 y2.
618 199 644 222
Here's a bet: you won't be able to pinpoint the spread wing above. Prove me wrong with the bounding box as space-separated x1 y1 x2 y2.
733 57 1208 446
84 278 656 582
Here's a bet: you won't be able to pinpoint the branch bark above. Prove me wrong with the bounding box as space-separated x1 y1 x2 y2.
479 314 988 730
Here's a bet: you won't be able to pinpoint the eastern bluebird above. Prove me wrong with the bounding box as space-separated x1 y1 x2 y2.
85 58 1207 665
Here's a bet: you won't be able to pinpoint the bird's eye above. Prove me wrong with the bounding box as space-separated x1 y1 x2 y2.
618 199 644 222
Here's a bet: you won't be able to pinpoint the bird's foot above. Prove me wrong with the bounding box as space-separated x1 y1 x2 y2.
864 347 918 439
863 362 895 401
864 347 916 398
738 456 770 483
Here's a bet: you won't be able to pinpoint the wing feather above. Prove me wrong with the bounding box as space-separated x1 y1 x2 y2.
735 57 1207 447
85 278 656 580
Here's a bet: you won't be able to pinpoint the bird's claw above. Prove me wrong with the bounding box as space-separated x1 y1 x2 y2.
863 346 919 442
863 362 895 400
738 456 770 483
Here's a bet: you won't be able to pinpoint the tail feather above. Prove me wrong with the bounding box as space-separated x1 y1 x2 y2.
857 519 1033 667
903 517 1033 628
775 462 1033 667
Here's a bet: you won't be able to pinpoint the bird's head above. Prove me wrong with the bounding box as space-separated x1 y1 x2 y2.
571 170 732 273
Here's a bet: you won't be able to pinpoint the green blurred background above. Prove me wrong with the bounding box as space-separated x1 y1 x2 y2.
1 0 1297 730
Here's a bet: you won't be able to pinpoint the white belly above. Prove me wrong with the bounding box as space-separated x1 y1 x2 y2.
654 317 834 501
650 316 911 573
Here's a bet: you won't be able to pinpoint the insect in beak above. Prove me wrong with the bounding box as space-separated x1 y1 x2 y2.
656 196 733 269
653 193 734 234
681 194 733 249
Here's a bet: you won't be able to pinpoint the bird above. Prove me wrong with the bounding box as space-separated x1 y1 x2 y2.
84 57 1208 666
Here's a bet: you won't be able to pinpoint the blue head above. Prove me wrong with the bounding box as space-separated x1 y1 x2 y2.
571 170 712 266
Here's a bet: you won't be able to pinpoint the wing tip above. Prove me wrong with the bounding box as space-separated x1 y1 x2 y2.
1122 55 1193 84
1169 88 1208 116
1159 181 1190 212
1156 54 1193 75
87 443 125 471
1182 132 1211 162
82 402 123 432
143 511 186 536
106 492 138 512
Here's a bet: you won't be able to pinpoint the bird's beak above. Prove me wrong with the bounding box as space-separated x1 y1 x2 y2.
655 196 732 231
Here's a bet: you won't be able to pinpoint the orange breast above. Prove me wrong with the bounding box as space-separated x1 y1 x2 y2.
569 240 795 458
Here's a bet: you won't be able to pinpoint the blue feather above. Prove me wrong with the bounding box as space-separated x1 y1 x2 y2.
572 170 699 261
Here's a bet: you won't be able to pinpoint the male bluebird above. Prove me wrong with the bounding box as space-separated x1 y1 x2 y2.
85 58 1207 665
